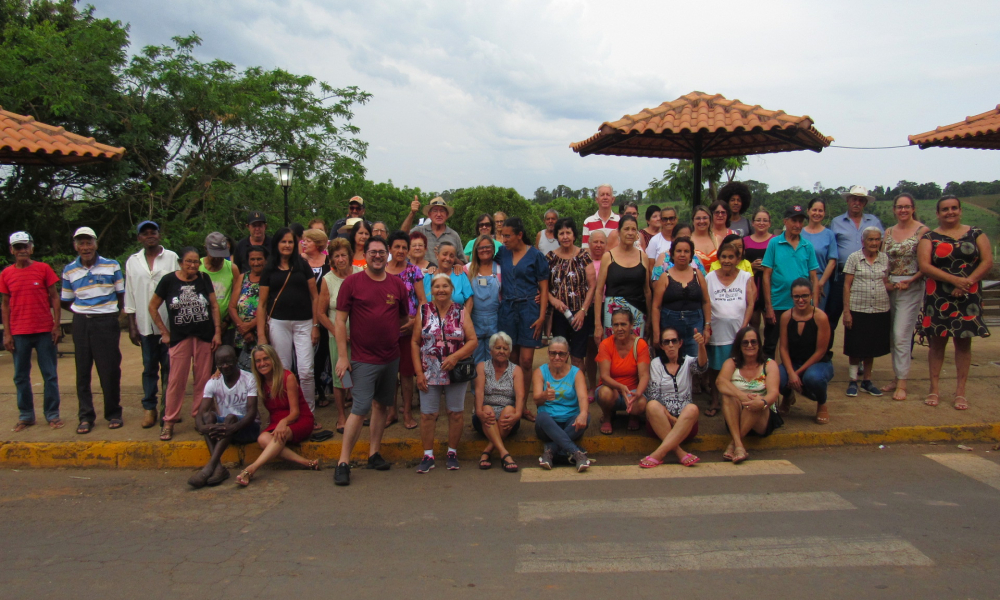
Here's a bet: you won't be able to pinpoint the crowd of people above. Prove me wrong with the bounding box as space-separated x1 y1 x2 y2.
1 183 992 486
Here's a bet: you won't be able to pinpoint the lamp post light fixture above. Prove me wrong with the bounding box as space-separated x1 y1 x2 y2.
277 162 293 226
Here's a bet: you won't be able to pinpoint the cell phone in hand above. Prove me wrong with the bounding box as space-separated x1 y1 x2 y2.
341 369 353 389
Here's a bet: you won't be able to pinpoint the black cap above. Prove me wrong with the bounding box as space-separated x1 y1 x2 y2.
783 205 806 219
247 211 266 225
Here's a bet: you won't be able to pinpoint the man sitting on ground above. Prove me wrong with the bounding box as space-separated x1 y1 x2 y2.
189 345 259 488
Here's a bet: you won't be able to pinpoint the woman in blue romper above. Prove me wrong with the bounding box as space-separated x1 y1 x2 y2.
467 234 502 364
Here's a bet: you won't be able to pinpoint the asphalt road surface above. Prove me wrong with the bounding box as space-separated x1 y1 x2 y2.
2 445 1000 600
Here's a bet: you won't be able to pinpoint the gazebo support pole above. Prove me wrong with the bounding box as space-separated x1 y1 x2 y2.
691 134 703 211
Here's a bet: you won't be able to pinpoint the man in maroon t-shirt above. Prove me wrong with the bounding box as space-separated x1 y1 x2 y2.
332 236 407 486
0 232 64 432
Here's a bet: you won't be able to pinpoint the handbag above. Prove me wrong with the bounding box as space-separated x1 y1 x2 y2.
434 304 477 383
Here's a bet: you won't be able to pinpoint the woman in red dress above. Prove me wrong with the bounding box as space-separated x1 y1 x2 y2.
237 345 319 486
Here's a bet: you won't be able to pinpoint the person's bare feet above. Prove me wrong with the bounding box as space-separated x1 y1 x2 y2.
881 380 897 393
723 442 735 461
892 387 907 401
403 415 418 429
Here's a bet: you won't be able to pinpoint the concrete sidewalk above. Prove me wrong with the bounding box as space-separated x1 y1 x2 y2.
1 324 998 468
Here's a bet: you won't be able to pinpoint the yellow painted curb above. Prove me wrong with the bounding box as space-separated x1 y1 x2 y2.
1 422 999 468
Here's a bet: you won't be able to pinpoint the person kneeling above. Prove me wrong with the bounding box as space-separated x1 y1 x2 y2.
594 309 650 434
641 328 707 468
778 278 834 424
189 345 260 488
534 338 591 471
236 345 319 486
717 326 782 464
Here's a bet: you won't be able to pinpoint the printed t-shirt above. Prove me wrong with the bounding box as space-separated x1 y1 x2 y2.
203 370 258 419
154 272 216 347
596 336 650 389
0 261 59 335
336 271 408 365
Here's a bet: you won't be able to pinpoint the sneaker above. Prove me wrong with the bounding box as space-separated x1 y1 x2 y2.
572 451 591 472
446 451 460 470
860 380 883 397
416 455 435 474
846 381 858 397
367 452 391 471
538 447 554 470
333 462 351 486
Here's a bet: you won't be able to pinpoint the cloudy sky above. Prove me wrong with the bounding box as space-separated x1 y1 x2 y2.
92 0 1000 198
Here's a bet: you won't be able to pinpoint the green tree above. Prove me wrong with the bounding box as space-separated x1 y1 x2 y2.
646 156 748 205
449 186 541 241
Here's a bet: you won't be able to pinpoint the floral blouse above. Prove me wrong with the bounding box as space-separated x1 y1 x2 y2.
547 249 593 313
419 302 467 385
391 262 424 318
884 226 921 277
234 277 259 350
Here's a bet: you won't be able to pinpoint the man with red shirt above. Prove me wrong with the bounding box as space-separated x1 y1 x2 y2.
1 232 64 432
332 235 408 486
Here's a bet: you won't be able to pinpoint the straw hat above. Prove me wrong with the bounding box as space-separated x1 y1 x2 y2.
422 197 454 218
841 185 875 202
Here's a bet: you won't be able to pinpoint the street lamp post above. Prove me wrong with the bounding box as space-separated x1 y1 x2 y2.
278 162 293 226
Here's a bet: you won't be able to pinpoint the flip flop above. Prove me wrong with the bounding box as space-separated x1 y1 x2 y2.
924 393 940 407
722 444 735 461
703 407 719 417
404 420 418 430
732 448 749 464
384 417 398 429
627 417 641 431
599 420 613 435
12 420 35 433
680 453 700 467
953 396 969 411
639 455 662 468
48 419 65 430
892 388 907 401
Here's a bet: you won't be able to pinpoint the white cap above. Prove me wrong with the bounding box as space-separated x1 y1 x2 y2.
73 226 97 239
9 231 32 245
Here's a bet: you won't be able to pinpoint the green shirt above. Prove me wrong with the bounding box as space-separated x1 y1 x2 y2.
200 258 235 321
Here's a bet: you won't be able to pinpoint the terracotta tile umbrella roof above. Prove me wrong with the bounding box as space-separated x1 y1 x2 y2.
0 106 125 166
570 92 833 206
908 105 1000 150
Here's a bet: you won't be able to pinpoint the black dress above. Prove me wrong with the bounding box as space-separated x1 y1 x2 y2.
921 227 990 339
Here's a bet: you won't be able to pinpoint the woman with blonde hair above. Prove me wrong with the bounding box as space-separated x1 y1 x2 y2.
236 345 319 486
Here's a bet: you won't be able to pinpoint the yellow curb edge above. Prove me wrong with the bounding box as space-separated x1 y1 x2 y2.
1 422 998 469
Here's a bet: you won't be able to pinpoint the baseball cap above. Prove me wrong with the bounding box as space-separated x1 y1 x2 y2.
247 211 267 225
137 220 159 234
783 205 807 219
348 196 364 206
73 226 97 239
205 231 230 257
9 231 33 245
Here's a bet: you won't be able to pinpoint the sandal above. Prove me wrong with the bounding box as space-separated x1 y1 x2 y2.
815 404 830 425
108 418 124 429
12 420 35 433
48 419 65 430
316 397 332 408
953 396 969 411
404 419 418 430
732 448 749 464
722 444 735 462
306 459 322 471
159 423 174 441
639 455 663 468
76 421 93 435
680 453 700 467
703 407 719 417
924 393 940 407
627 417 641 431
236 469 253 487
501 454 518 473
599 420 613 435
479 452 493 470
892 388 907 401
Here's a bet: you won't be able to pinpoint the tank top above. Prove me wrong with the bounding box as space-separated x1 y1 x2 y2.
605 250 647 313
538 364 580 421
730 359 770 394
200 259 235 314
639 229 655 248
537 231 560 254
482 360 515 408
786 310 819 362
660 269 704 312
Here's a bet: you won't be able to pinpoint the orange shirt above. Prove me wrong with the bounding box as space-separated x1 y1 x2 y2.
596 336 650 390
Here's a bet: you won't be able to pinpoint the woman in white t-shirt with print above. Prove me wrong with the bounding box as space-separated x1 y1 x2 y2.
704 243 755 417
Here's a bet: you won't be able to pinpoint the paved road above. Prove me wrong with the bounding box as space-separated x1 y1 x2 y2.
2 445 1000 599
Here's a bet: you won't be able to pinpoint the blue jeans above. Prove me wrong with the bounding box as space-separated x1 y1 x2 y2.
140 334 170 412
659 308 703 359
535 411 588 457
13 333 60 422
779 361 834 405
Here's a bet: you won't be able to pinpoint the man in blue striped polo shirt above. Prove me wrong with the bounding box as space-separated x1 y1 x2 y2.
61 227 126 434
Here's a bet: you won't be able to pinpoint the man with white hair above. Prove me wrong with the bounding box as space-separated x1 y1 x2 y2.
825 186 884 338
582 184 620 249
1 231 63 432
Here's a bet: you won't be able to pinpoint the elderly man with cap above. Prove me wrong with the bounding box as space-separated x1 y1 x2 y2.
407 197 467 263
331 196 373 241
761 205 820 358
825 186 885 340
1 232 64 432
234 211 271 273
200 232 240 348
61 227 126 434
124 221 179 428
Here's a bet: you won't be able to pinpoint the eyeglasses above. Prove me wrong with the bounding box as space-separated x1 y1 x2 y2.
753 218 770 223
548 351 568 357
660 338 681 346
366 250 388 257
713 210 729 216
477 245 493 252
894 205 913 210
792 293 811 300
741 339 759 347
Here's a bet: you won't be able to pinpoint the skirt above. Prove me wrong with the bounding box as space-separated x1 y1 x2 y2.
843 310 891 358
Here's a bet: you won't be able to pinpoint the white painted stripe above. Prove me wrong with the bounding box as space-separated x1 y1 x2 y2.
519 459 803 483
516 535 933 573
518 491 854 523
925 453 1000 492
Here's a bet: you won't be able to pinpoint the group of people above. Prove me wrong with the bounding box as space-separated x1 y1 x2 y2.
1 182 991 485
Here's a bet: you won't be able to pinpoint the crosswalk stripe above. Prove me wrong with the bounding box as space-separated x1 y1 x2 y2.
925 453 1000 492
515 535 933 573
519 459 803 483
517 491 854 523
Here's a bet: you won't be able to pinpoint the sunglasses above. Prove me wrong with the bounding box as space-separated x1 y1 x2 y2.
741 339 759 347
660 338 681 346
663 216 677 222
478 222 492 228
548 351 568 357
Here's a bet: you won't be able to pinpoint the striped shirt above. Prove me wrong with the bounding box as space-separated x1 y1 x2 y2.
582 211 620 249
61 256 124 314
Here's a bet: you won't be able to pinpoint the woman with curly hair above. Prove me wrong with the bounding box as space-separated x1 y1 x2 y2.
718 181 752 236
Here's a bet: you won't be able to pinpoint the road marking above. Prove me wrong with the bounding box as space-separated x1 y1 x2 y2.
925 453 1000 492
515 535 933 573
518 491 854 522
519 459 803 483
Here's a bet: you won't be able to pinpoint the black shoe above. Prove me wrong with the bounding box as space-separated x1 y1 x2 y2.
333 462 351 486
367 452 391 471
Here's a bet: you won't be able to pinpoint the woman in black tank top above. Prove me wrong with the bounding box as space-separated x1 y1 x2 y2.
777 278 833 424
593 216 651 341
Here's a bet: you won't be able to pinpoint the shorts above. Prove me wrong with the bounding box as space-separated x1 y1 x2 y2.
707 344 732 371
349 359 400 416
498 299 543 348
216 416 261 445
595 385 638 412
420 381 469 414
746 409 784 438
398 335 415 377
472 408 522 436
645 418 698 444
550 310 590 359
